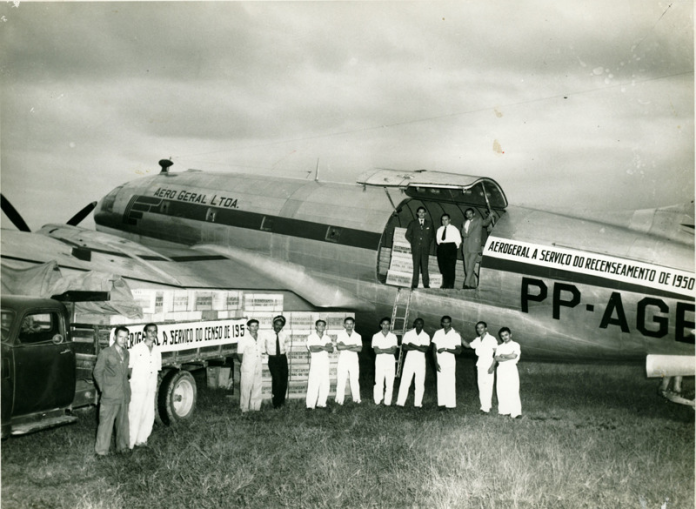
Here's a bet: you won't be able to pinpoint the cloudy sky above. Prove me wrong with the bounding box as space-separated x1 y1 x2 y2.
1 1 693 231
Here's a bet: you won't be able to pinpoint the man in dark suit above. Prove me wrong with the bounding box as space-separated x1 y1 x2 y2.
405 206 435 289
94 326 131 456
462 208 497 289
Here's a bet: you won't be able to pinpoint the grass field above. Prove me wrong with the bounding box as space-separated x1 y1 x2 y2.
2 357 693 509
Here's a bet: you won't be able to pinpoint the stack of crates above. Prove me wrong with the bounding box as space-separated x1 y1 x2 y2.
386 227 443 288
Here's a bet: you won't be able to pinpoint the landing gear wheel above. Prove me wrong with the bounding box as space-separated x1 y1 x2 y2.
157 370 197 425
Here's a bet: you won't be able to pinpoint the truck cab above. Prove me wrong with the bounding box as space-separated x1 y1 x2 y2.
1 296 78 437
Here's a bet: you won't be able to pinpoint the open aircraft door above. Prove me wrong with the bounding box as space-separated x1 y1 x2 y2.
356 169 508 288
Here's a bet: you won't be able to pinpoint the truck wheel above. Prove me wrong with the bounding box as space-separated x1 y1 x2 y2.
157 370 197 425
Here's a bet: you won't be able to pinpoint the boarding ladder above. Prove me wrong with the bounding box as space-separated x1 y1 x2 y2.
391 288 413 378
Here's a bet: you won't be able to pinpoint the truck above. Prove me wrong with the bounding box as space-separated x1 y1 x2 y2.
1 291 243 438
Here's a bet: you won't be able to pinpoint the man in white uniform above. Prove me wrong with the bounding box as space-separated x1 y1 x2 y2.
493 327 521 419
237 319 264 412
396 318 431 408
128 323 162 449
306 319 334 409
335 316 362 405
372 317 398 406
462 321 498 414
431 316 462 409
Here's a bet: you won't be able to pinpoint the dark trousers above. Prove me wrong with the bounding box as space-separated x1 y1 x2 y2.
95 399 129 455
268 354 289 408
411 247 430 288
437 243 457 289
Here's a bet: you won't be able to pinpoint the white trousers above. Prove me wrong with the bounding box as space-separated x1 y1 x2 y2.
128 378 157 448
496 364 521 417
436 362 456 408
336 354 360 404
477 365 495 412
396 354 426 407
306 358 330 409
373 355 395 405
240 361 263 412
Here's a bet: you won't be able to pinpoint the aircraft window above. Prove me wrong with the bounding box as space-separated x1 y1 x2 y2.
18 313 59 345
325 227 343 243
1 310 14 343
260 216 274 232
101 186 123 213
160 202 169 214
205 208 217 222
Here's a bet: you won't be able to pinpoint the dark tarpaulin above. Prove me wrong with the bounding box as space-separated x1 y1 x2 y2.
1 261 143 318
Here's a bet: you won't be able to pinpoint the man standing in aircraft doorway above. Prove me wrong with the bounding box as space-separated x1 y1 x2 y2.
335 317 362 405
436 213 462 289
462 321 497 414
264 315 289 409
462 208 497 289
432 316 462 409
405 206 435 289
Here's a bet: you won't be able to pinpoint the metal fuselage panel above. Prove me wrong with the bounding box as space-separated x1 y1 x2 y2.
94 172 695 361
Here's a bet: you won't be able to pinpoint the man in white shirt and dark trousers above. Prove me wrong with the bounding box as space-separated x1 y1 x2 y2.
306 319 334 410
436 213 462 289
128 323 162 449
396 318 431 408
335 316 362 405
265 315 289 409
431 316 462 409
372 317 398 406
462 321 498 414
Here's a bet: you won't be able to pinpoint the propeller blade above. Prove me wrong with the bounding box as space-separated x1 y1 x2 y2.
66 201 98 226
1 194 31 232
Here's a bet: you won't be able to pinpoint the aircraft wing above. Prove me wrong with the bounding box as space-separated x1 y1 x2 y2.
1 225 371 310
0 226 282 290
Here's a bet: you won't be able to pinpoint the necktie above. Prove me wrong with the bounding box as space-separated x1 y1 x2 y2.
276 333 281 355
442 226 447 241
420 220 424 228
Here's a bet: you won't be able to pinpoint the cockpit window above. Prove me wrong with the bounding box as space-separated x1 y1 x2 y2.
101 186 123 213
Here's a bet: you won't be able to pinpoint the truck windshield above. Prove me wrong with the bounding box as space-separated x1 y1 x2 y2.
1 309 15 342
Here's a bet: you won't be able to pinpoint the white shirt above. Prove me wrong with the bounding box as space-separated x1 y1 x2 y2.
336 330 362 360
238 334 264 365
263 329 289 355
463 219 471 234
436 225 462 248
402 329 431 360
469 332 498 367
432 328 461 368
372 331 398 354
306 332 332 362
496 340 521 365
128 341 162 387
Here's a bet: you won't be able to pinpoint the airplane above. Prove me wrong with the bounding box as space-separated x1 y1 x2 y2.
2 160 694 404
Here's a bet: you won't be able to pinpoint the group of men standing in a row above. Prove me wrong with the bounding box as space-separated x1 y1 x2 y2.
239 314 521 419
93 324 162 456
405 206 497 289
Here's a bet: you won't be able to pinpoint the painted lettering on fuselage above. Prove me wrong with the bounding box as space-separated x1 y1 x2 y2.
521 277 695 344
485 236 694 299
153 187 239 209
